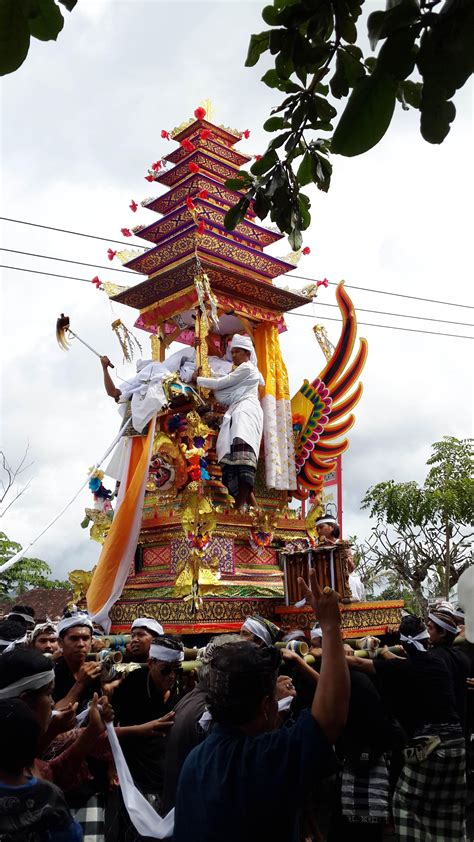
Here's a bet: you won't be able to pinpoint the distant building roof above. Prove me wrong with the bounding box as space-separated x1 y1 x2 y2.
0 588 73 622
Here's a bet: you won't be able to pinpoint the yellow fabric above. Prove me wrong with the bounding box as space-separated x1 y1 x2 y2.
87 426 153 615
291 384 313 427
254 324 290 401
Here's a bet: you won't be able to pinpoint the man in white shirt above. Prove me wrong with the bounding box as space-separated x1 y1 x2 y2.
195 335 264 510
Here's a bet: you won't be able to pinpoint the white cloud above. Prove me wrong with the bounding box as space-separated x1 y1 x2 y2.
0 2 472 580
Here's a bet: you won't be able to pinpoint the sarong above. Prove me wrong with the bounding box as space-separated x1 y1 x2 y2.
392 729 466 841
220 437 257 499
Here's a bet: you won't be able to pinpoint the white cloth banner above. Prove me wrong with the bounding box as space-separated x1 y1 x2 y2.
261 393 297 490
89 417 156 633
105 722 174 838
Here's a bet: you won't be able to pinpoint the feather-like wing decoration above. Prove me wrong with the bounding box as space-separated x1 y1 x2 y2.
291 282 368 495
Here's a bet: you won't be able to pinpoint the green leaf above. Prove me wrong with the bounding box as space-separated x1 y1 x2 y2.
420 92 456 144
25 0 64 41
0 0 31 75
289 227 303 250
398 79 422 109
224 176 252 191
311 151 332 192
245 31 270 66
262 5 281 26
261 68 280 88
377 26 417 81
224 197 250 231
332 70 398 156
268 131 292 150
253 189 271 220
58 0 77 8
250 149 278 175
263 115 287 132
367 0 419 50
275 49 294 79
296 152 312 186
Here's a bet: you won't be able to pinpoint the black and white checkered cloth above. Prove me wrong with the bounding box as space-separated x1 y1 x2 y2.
72 793 105 842
392 735 466 841
340 752 390 824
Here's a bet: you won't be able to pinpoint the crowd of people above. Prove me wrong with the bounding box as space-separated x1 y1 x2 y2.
0 582 472 842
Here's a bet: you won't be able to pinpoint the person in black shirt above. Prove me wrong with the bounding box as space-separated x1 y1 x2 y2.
53 613 102 713
162 633 241 814
347 615 466 840
427 606 470 725
108 634 183 840
174 571 350 842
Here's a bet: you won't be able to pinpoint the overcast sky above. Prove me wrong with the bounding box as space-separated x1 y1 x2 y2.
0 0 472 581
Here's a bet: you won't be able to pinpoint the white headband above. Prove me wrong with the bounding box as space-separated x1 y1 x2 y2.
149 644 184 663
241 617 272 647
0 669 55 699
428 612 459 635
283 630 306 642
316 518 338 527
131 617 164 637
310 625 323 640
57 614 93 635
32 623 58 640
230 334 257 365
0 633 28 653
7 612 35 625
400 630 429 651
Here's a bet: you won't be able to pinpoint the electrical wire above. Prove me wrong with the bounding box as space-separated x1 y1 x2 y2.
1 216 472 310
0 216 147 250
0 247 140 276
1 248 472 328
287 311 474 340
288 273 473 310
0 262 471 341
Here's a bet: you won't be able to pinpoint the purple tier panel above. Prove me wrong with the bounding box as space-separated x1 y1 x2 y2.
112 256 309 314
135 199 282 250
122 226 295 280
154 151 240 188
144 174 256 217
164 136 251 168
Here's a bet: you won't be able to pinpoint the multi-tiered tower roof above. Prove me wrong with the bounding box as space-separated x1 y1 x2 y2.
112 113 309 342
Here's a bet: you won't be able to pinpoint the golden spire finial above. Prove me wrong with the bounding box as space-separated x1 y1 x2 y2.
199 98 215 122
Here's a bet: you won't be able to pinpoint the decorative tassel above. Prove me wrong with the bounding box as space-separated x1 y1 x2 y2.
111 319 142 363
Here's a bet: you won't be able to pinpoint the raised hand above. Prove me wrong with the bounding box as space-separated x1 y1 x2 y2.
297 569 341 631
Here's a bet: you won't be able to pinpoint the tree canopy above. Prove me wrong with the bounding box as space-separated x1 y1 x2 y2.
225 0 474 248
0 0 76 76
0 532 68 597
358 436 473 609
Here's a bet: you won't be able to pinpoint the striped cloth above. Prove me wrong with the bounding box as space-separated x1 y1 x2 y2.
72 793 105 842
340 753 390 824
392 733 466 841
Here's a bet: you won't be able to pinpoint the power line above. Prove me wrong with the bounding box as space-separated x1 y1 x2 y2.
0 247 140 276
1 246 472 328
0 216 147 250
287 311 474 340
313 301 473 328
0 264 92 284
288 273 472 310
1 262 472 341
1 215 472 311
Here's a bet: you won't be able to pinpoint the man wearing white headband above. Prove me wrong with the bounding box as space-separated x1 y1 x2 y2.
53 613 102 713
31 622 59 656
196 334 265 509
112 635 184 811
127 617 165 663
427 607 469 723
